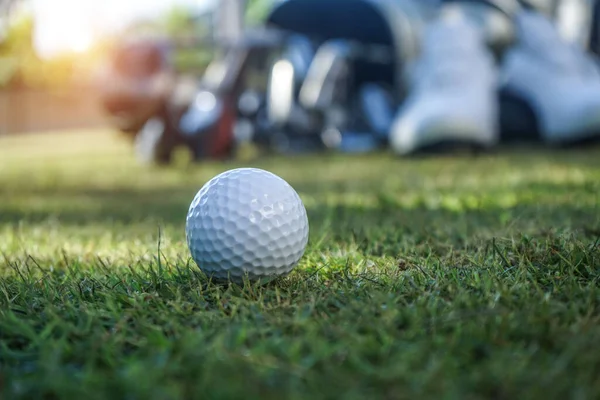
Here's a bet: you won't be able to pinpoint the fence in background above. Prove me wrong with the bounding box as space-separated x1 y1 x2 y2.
0 88 109 135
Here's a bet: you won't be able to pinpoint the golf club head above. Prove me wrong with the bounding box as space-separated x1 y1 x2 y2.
237 89 264 118
266 34 318 130
358 83 395 139
178 90 236 160
179 90 224 137
299 39 353 111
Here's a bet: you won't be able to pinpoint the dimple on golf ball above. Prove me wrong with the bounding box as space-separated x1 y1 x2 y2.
186 168 309 283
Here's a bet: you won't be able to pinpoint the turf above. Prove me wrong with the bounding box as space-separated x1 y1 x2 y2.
0 130 599 399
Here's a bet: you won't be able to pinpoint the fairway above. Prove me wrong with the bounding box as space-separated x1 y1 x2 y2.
1 130 599 399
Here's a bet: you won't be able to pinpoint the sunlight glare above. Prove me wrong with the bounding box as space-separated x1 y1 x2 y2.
32 0 96 58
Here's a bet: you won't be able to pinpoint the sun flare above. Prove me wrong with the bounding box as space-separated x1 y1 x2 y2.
32 0 96 58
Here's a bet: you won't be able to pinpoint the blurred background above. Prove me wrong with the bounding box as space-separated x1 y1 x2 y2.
2 0 600 159
2 0 600 173
0 0 272 135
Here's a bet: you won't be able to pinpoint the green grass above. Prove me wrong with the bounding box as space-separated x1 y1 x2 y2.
1 130 599 399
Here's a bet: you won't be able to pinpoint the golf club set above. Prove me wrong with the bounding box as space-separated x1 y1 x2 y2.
98 0 600 164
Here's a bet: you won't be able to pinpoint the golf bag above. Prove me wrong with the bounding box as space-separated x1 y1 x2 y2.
178 30 286 159
262 0 426 153
177 0 425 157
262 0 521 153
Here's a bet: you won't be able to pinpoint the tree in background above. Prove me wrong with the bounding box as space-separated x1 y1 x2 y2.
0 12 43 88
0 0 280 89
246 0 276 26
0 0 27 86
163 5 210 39
0 8 111 90
0 0 23 43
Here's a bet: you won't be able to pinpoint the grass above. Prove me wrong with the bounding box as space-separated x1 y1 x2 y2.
0 129 599 399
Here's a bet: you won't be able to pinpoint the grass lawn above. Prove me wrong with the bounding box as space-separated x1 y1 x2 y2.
0 130 599 399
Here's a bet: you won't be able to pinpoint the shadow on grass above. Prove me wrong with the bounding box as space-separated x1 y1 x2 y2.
0 179 598 252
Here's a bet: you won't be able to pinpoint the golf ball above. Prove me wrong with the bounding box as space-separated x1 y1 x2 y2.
186 168 309 283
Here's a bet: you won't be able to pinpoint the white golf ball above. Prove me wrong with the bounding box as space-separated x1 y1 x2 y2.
186 168 309 283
